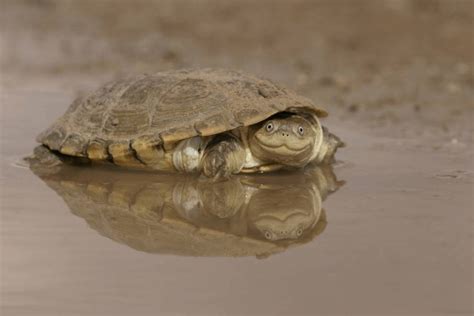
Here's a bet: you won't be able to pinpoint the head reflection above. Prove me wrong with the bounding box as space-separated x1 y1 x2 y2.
31 164 343 258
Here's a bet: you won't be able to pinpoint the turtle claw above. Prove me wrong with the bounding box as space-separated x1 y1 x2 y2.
202 138 244 181
202 149 232 181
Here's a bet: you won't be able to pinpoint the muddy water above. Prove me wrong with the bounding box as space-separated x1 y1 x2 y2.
26 162 340 258
1 91 473 315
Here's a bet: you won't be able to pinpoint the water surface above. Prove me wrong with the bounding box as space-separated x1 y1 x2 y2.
1 91 472 315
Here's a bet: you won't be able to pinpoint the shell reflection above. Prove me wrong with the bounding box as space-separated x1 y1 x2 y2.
31 165 343 258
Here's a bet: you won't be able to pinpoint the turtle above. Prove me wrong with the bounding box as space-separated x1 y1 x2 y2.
33 68 344 179
30 162 343 258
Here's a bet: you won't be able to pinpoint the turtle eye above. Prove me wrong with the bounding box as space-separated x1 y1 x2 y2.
296 228 303 237
298 126 304 135
265 122 274 132
264 231 273 240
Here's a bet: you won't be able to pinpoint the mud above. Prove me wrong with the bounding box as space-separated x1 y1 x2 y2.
1 1 473 315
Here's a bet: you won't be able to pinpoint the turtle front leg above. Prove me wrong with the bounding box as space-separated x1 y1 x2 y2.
201 133 246 180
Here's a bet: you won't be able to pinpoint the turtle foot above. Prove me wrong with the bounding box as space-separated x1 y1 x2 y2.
202 137 245 181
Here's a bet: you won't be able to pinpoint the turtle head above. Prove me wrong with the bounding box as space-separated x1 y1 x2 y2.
249 113 321 167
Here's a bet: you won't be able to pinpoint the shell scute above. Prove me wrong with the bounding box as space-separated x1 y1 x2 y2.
86 138 110 161
39 125 68 151
60 133 88 157
131 135 168 169
103 106 150 137
195 113 240 136
159 126 198 144
160 78 212 105
108 141 144 168
256 81 285 99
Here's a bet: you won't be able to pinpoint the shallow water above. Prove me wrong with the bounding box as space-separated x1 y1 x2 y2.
1 91 473 315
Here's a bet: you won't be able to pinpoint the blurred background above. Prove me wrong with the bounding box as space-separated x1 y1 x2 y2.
1 0 473 142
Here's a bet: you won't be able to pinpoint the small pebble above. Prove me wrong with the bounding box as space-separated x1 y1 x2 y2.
347 103 360 113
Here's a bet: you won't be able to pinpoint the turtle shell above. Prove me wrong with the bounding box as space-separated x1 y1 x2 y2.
37 68 327 158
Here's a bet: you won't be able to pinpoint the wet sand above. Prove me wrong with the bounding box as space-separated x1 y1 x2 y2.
1 91 472 315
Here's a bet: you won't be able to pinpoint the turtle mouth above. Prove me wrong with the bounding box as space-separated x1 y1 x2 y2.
256 209 310 222
255 134 311 153
257 142 311 155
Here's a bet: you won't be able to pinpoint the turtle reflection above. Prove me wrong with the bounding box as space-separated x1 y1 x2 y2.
30 164 343 258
